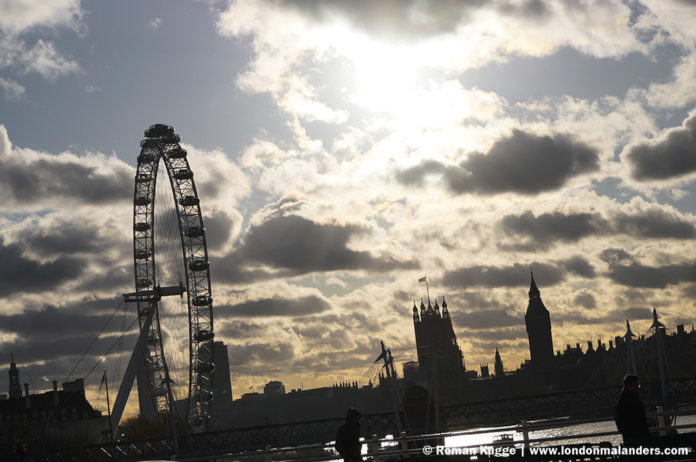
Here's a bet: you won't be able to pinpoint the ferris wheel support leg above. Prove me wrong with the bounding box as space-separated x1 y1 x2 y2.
110 308 155 441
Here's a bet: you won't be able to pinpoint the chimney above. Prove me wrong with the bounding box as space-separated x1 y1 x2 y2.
24 382 30 409
53 380 59 406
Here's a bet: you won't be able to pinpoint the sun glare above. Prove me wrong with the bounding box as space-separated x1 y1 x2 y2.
348 41 422 114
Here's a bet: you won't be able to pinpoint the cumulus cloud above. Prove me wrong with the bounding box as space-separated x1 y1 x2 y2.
0 1 83 95
0 125 133 209
499 207 696 250
573 290 597 309
19 39 80 80
0 76 25 100
499 211 607 246
606 260 696 288
0 238 85 296
397 130 599 195
0 0 83 34
625 112 696 181
563 256 596 278
0 300 124 341
221 295 331 317
600 248 634 265
12 215 126 258
227 342 295 367
452 308 522 330
278 0 477 39
216 214 417 283
558 306 652 325
443 262 564 289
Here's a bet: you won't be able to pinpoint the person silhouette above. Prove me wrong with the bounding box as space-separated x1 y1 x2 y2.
335 408 362 461
614 374 650 446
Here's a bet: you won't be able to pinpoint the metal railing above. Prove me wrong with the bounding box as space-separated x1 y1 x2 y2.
174 409 696 462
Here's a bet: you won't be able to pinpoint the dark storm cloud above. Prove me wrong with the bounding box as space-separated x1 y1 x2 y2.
204 211 234 251
0 331 137 365
0 239 85 295
499 208 696 250
75 264 131 293
456 291 501 309
442 262 563 288
227 342 295 366
216 215 417 282
0 155 132 206
558 307 652 325
397 130 599 195
21 219 128 257
682 285 696 298
611 209 696 238
626 113 696 181
222 295 331 317
573 290 596 309
280 0 478 38
563 256 595 278
217 320 266 339
452 309 522 329
500 211 606 243
0 300 137 388
281 0 552 40
606 260 696 288
460 327 526 341
0 301 126 340
600 248 633 265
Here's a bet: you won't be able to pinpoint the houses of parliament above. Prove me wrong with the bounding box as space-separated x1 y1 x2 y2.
221 273 696 426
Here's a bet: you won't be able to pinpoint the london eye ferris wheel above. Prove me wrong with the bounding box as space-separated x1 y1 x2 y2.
130 124 215 426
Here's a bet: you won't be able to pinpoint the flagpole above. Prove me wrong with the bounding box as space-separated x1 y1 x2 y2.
425 275 430 306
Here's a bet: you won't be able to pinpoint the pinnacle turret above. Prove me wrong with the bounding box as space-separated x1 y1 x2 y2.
529 271 540 300
650 308 665 330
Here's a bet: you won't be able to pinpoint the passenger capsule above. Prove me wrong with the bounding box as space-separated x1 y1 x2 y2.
195 362 215 374
189 258 209 271
162 134 181 144
144 124 174 138
138 152 156 163
193 330 215 342
169 148 187 159
135 250 151 259
179 196 199 207
173 169 193 180
185 226 204 238
193 295 212 306
134 223 151 232
135 196 151 206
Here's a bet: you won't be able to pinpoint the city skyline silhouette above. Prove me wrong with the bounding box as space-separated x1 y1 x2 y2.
1 0 696 420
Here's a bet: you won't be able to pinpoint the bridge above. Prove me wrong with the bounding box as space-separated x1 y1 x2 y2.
46 376 696 461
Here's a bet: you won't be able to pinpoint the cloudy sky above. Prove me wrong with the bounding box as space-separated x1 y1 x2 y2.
1 0 696 414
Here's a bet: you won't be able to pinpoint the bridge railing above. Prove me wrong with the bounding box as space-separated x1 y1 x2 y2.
173 410 696 462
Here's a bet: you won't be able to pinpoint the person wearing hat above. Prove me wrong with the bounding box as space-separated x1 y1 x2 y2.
335 408 362 461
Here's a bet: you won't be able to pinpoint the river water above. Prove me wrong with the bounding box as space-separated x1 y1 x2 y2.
445 414 696 448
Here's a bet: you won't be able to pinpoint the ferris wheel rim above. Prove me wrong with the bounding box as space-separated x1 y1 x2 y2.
131 124 214 426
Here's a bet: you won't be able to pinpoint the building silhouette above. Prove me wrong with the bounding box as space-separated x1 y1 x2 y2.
412 297 465 379
0 360 105 455
212 275 696 428
524 273 554 367
8 356 21 400
494 348 505 378
211 341 233 425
